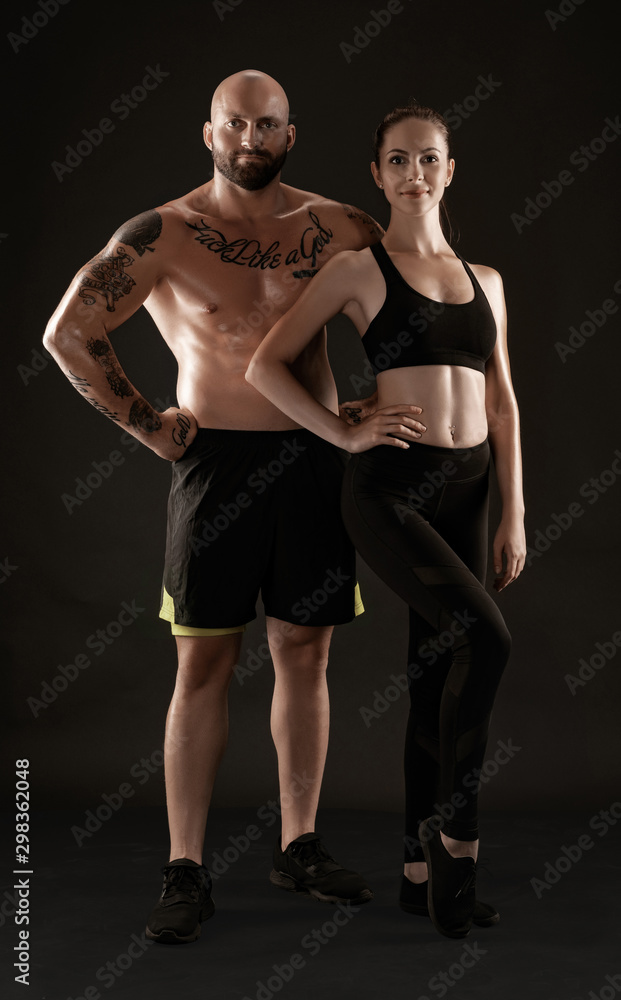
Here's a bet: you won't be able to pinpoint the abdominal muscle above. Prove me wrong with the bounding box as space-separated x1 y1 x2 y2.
376 364 488 448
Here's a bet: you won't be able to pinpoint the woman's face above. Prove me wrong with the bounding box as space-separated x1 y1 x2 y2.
372 117 454 217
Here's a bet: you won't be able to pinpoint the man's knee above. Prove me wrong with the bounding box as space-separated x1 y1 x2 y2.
267 619 333 668
175 634 241 691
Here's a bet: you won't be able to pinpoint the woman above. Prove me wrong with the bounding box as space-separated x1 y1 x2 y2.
246 103 526 939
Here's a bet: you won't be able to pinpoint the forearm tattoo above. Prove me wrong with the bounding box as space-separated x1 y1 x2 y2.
127 398 162 434
66 370 121 421
67 370 90 393
85 398 121 422
77 209 162 312
172 411 191 448
86 338 134 398
69 211 162 425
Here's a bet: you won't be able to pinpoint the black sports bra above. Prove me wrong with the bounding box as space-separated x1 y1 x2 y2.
361 242 497 377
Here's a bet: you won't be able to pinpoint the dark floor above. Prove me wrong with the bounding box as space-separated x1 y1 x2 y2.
2 807 620 1000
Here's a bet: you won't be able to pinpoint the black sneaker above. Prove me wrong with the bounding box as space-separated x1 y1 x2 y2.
399 874 499 926
146 858 215 944
270 832 373 904
419 817 477 939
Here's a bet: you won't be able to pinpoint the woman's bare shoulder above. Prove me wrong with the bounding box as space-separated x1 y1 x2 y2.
468 261 504 289
321 245 377 276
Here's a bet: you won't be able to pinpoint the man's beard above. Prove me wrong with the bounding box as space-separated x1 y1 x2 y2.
211 143 288 191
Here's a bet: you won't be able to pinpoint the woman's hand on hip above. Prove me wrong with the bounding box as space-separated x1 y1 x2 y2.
339 391 379 425
340 404 426 453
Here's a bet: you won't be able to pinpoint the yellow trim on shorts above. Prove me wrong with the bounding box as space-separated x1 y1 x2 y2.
172 622 246 636
159 586 246 636
159 582 363 634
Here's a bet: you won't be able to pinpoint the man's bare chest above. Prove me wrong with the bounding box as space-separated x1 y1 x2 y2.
182 206 337 279
150 206 345 324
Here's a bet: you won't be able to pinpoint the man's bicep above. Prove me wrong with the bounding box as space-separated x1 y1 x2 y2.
49 209 165 338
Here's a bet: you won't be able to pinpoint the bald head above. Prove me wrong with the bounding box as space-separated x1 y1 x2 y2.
210 70 289 123
204 70 295 191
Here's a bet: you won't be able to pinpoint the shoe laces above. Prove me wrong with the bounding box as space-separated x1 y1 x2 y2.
288 835 340 873
161 864 204 901
454 865 477 899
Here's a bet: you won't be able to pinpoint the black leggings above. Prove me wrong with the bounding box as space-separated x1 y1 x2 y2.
341 439 511 863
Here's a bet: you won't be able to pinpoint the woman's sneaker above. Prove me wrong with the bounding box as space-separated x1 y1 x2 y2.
399 874 499 926
418 817 477 939
270 832 373 904
146 858 214 944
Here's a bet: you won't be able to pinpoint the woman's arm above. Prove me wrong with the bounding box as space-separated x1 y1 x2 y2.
247 251 423 452
478 267 526 591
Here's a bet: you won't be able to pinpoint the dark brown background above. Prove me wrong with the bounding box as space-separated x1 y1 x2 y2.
4 0 619 825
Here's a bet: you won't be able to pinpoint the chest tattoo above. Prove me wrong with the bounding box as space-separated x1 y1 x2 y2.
185 210 334 278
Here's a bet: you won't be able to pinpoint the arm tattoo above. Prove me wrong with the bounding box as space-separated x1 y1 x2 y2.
67 369 121 421
172 412 191 448
86 338 134 398
78 248 136 312
67 370 91 393
127 398 162 434
111 209 162 256
341 204 384 241
77 209 162 312
84 398 121 422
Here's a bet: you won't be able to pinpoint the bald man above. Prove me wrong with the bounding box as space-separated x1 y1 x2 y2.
44 70 383 944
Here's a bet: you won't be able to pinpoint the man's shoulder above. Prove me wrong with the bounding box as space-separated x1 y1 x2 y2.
338 202 384 241
156 185 205 223
273 183 333 215
108 187 213 254
279 184 364 218
279 185 384 249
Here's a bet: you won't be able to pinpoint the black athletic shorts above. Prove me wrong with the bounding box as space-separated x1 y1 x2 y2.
159 428 363 634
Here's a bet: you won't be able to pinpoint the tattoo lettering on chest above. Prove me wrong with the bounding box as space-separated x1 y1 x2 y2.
77 209 162 312
185 210 334 278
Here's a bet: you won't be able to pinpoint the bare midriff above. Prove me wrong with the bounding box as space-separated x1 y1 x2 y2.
376 364 488 448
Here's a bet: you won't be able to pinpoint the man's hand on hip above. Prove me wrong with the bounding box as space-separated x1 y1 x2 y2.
150 407 199 462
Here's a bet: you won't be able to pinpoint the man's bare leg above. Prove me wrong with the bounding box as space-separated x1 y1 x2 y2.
266 617 373 904
266 618 333 850
165 632 242 863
